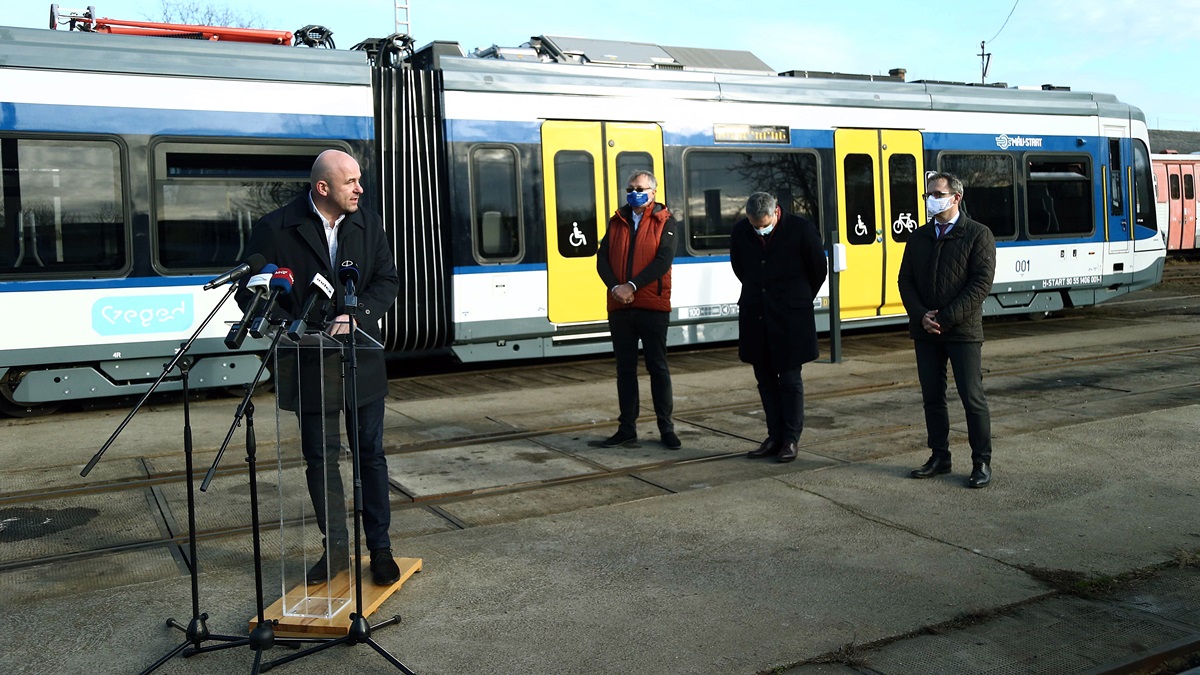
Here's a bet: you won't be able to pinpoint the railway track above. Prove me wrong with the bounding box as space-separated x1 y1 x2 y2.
3 305 1199 575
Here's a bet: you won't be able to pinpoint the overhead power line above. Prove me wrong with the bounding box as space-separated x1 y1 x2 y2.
986 0 1021 44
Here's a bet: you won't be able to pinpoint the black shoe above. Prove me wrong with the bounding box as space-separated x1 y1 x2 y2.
370 548 401 586
600 429 637 448
661 431 682 450
968 462 991 489
747 437 779 459
306 547 350 584
911 455 952 479
776 442 798 463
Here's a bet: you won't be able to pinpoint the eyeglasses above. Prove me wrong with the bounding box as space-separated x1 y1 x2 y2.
626 186 653 193
923 191 954 199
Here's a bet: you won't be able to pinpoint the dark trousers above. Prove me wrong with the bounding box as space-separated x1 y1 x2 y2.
299 396 391 552
914 340 992 464
752 359 805 445
608 308 674 435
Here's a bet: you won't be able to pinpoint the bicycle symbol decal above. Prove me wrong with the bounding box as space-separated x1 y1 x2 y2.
568 222 587 248
892 212 917 235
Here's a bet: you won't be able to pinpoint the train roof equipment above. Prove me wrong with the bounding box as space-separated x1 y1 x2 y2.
49 3 294 45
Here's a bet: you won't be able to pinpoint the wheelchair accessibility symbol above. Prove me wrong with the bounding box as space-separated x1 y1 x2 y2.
853 215 868 237
569 222 587 247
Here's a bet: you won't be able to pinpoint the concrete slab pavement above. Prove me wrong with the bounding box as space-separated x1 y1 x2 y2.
4 400 1197 674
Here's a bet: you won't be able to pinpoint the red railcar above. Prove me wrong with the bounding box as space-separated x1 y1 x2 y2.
1152 153 1200 252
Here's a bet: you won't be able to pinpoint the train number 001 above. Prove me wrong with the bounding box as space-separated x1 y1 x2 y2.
1015 259 1031 273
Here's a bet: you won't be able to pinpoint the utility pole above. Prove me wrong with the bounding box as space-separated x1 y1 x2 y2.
979 40 992 84
395 1 410 36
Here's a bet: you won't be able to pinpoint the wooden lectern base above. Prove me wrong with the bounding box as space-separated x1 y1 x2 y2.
253 557 422 638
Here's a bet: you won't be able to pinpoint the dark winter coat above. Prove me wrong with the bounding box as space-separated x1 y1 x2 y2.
238 193 399 411
897 215 996 343
730 213 828 369
596 203 677 313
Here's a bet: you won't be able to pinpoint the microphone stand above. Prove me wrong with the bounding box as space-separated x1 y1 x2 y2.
80 283 247 674
261 281 412 673
200 322 304 672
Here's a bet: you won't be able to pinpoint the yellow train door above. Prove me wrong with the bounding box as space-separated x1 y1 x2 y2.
540 121 665 325
834 129 924 320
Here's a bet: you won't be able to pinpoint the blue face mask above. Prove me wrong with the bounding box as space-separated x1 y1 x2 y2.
627 190 651 208
756 223 775 237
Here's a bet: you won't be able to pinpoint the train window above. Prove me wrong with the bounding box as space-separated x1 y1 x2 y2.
552 150 598 258
153 144 316 273
843 154 876 246
682 150 819 252
1108 140 1124 216
1025 156 1093 237
887 154 919 242
470 146 522 262
1132 140 1157 230
0 138 126 278
939 154 1016 239
616 152 653 186
1186 174 1196 201
1169 174 1181 200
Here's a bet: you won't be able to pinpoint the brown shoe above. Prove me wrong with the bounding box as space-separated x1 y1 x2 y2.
776 442 798 463
747 437 779 459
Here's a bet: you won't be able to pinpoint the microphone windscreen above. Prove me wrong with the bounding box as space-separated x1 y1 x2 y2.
338 261 360 285
244 253 268 275
269 268 295 293
311 273 335 298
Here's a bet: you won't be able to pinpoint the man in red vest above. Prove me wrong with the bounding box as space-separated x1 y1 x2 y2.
595 170 681 450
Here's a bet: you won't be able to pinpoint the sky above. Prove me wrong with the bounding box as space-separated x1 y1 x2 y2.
7 0 1199 130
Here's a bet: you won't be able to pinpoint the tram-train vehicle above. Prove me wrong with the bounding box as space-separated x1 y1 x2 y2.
1151 153 1200 253
0 18 1166 414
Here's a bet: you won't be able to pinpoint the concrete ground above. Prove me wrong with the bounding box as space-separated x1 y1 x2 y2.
2 312 1199 674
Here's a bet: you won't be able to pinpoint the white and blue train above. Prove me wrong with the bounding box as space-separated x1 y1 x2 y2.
0 26 1165 414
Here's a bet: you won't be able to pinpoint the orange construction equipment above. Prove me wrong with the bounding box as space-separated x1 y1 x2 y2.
49 4 294 45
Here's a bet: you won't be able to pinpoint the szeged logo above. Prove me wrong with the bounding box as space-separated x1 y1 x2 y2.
995 134 1044 150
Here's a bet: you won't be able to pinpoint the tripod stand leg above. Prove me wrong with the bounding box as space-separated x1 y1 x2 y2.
260 635 345 671
364 638 416 674
139 639 191 675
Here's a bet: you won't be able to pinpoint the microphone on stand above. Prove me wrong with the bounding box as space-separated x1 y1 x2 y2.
338 260 359 297
334 261 361 336
248 268 295 339
286 273 336 341
203 253 267 291
224 265 278 350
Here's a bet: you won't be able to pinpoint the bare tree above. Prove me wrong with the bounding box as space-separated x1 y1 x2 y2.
151 0 264 28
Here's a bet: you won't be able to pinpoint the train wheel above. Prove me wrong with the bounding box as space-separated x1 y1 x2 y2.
0 384 61 418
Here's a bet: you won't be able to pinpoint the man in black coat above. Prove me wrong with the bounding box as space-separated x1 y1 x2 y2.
898 171 996 488
240 149 402 585
730 192 827 463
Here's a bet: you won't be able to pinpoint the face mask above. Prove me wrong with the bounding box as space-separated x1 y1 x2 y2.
756 223 775 237
926 194 953 216
627 190 651 208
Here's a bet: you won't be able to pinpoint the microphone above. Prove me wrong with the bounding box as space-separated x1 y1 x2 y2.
203 253 267 291
224 265 277 350
338 260 360 300
286 273 336 341
248 268 295 339
336 258 357 288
